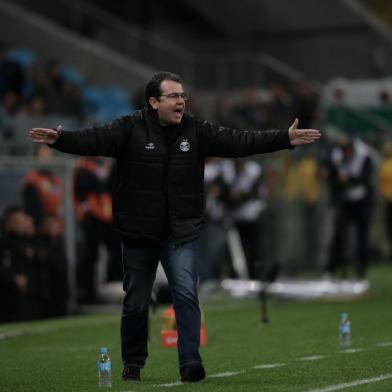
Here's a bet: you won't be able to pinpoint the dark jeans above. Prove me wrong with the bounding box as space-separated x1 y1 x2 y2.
121 238 201 370
198 221 227 282
327 201 372 279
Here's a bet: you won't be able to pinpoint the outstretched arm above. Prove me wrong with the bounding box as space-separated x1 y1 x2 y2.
30 125 63 145
29 115 134 157
288 118 321 146
198 118 321 158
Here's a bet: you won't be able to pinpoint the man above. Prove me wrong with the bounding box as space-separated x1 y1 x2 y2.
30 72 321 383
22 145 63 226
325 137 374 279
0 206 37 321
221 158 265 279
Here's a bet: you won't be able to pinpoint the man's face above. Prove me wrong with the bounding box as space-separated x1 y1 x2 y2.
149 80 186 126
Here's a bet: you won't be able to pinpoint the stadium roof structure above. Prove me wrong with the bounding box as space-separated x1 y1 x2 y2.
182 0 392 81
184 0 368 37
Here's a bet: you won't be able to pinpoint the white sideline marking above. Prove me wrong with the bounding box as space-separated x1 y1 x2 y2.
208 371 244 378
0 329 51 340
377 341 392 347
305 373 392 392
153 372 244 388
299 356 325 361
253 363 285 369
0 331 24 340
37 344 97 352
341 348 364 354
152 342 392 388
153 381 182 388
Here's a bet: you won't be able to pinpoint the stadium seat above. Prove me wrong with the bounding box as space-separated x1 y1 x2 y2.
7 48 36 70
82 85 133 122
60 66 85 87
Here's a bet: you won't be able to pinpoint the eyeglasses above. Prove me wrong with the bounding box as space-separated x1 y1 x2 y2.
159 92 188 101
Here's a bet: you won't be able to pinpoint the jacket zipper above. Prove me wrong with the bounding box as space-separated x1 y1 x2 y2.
160 141 170 239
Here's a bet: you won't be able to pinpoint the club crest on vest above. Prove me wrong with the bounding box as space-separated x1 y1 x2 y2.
145 142 155 150
179 139 190 152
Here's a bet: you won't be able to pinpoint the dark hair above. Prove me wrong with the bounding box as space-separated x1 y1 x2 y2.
0 205 24 232
144 72 183 108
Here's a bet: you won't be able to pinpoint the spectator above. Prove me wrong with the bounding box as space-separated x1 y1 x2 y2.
22 145 63 226
324 87 353 134
293 79 319 129
378 143 392 261
0 91 20 146
221 158 266 279
34 214 68 317
0 206 37 321
268 82 293 129
73 157 117 303
198 158 228 288
22 94 49 116
0 43 25 101
58 80 84 120
231 87 263 129
212 94 236 127
325 137 374 279
284 150 321 270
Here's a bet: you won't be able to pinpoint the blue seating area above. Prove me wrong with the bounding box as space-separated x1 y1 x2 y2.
7 48 37 70
59 65 85 87
3 47 134 124
83 85 134 123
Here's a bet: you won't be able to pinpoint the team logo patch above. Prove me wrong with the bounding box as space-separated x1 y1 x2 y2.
179 139 190 152
145 142 155 150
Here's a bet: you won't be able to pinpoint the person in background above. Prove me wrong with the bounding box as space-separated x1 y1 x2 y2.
268 82 293 129
198 157 228 289
34 213 69 317
378 143 392 262
29 71 321 383
293 79 319 129
221 158 266 279
0 206 37 321
325 137 374 280
22 144 63 226
0 42 25 101
73 156 117 303
284 150 321 271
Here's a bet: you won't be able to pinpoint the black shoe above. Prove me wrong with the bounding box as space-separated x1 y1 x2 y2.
180 362 206 383
122 366 141 381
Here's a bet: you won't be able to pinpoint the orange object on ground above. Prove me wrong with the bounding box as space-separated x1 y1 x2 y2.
160 305 207 347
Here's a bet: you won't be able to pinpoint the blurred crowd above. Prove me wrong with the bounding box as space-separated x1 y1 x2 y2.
0 42 84 125
1 43 392 322
0 206 67 322
0 144 121 321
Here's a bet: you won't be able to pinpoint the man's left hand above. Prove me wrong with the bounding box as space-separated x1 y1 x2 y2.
288 118 321 146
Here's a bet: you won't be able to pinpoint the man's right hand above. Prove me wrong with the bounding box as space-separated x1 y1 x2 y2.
29 125 63 145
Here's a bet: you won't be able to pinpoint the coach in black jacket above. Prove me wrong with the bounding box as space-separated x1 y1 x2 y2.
30 72 321 383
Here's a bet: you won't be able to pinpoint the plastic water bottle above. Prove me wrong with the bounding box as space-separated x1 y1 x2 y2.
339 312 352 347
98 347 112 388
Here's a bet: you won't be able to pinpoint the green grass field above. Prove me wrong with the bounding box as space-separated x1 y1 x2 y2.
1 264 392 392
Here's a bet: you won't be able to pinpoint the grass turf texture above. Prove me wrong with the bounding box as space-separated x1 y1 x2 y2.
0 264 391 392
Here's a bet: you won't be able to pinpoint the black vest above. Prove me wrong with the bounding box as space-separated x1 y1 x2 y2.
113 110 205 245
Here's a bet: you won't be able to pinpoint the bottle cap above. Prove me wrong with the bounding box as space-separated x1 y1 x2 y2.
100 347 108 353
